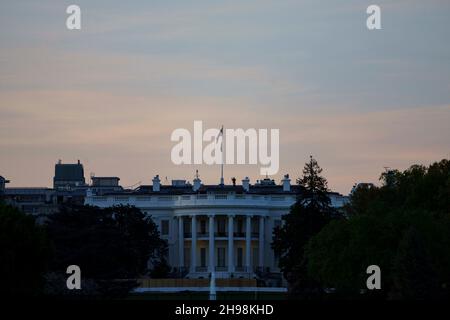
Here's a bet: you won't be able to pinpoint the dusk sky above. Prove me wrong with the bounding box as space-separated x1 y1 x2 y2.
1 0 449 194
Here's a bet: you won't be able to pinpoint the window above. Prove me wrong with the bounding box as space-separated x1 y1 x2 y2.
237 219 244 234
184 247 191 267
161 220 169 235
253 247 258 266
217 247 226 267
237 248 243 267
200 220 207 235
183 218 190 235
200 248 207 267
252 218 259 234
217 218 226 235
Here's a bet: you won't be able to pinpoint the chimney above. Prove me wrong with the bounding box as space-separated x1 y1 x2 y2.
242 177 250 192
281 174 291 192
152 175 161 192
192 170 201 192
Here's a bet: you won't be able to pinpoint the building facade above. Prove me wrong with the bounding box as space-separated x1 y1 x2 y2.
3 161 123 217
85 175 348 282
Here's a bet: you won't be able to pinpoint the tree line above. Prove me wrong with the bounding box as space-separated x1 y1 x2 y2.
273 157 450 300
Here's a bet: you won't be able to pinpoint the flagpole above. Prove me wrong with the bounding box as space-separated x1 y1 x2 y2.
219 125 224 185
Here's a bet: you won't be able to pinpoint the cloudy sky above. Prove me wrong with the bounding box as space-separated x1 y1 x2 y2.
1 0 449 193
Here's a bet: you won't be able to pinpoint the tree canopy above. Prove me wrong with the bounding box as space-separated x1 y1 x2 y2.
45 204 170 297
306 159 450 299
0 202 51 296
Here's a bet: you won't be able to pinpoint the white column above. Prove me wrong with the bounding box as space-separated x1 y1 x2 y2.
259 216 264 268
245 215 252 272
228 215 235 273
190 215 197 273
178 216 184 269
208 215 215 272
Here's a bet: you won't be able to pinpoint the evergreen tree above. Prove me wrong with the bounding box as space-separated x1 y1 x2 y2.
297 155 331 211
272 156 335 296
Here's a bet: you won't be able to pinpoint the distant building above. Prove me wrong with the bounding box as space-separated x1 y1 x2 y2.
85 174 349 284
4 160 123 215
53 160 86 190
3 187 58 216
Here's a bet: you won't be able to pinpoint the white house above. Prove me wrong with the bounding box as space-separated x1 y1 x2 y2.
85 174 348 282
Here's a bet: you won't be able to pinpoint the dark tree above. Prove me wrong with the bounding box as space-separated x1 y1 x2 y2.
45 205 169 297
392 227 441 300
297 155 331 211
305 159 450 300
0 202 51 296
272 156 336 296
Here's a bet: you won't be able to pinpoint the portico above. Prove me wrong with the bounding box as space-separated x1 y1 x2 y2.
177 214 266 278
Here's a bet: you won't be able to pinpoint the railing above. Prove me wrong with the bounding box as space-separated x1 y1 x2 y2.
197 232 209 238
234 266 248 272
157 196 173 201
88 193 299 208
215 266 227 272
184 231 262 238
195 266 208 272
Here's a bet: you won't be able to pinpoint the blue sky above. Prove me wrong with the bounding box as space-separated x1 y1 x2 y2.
1 0 449 193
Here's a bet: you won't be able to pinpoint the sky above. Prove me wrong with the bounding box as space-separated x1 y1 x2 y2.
1 0 449 194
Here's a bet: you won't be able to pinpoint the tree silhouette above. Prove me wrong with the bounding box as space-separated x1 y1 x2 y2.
272 156 335 296
0 202 51 296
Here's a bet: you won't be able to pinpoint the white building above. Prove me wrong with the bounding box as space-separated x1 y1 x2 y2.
85 174 348 283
